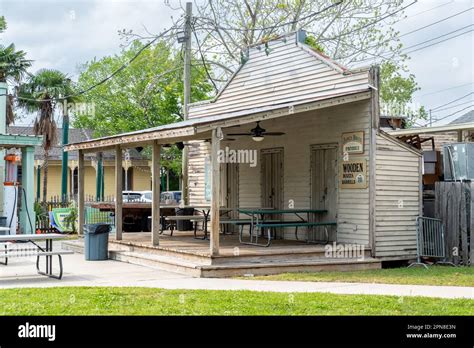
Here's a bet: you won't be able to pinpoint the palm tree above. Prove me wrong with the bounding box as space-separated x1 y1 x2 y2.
18 69 72 201
0 43 32 124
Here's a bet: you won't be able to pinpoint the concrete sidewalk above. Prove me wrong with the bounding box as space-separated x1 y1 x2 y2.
1 252 473 299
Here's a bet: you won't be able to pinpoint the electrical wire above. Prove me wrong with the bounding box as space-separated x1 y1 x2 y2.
417 82 473 97
191 24 218 93
6 26 179 103
431 92 473 111
431 105 474 123
194 1 343 33
319 1 417 42
352 25 473 64
399 7 473 37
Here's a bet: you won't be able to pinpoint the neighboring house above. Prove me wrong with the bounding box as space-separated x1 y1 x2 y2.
7 126 151 199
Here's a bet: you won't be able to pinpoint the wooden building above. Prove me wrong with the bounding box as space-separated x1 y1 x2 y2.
64 31 422 275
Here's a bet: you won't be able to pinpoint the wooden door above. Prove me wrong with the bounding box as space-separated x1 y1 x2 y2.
261 148 284 229
221 163 239 232
311 145 338 242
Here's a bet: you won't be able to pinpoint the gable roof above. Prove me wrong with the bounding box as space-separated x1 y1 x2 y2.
189 31 371 119
450 110 474 124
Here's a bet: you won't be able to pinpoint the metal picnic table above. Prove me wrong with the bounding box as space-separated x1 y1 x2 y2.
0 233 73 279
238 208 330 247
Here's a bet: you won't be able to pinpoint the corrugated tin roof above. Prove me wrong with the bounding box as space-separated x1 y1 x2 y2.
189 31 370 119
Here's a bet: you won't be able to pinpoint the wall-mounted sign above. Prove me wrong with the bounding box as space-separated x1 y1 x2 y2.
342 131 365 154
340 158 368 189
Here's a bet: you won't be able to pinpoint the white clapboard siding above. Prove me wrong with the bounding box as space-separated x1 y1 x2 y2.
375 133 422 258
188 32 369 120
188 100 372 245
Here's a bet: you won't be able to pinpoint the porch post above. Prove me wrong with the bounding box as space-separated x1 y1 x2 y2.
115 145 123 240
210 127 221 256
20 146 35 234
151 141 161 246
78 150 85 235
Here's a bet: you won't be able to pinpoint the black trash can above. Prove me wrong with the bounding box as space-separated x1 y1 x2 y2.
84 223 111 260
175 207 194 231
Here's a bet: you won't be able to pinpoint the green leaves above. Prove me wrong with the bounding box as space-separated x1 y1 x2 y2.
0 43 32 82
73 40 212 175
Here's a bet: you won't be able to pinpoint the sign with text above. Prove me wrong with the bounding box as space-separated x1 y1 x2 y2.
342 131 364 154
340 158 368 189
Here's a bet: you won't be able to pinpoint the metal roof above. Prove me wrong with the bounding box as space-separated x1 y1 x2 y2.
64 30 373 152
449 110 474 124
387 122 474 136
188 31 371 119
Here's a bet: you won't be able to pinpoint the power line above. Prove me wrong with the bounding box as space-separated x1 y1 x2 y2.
192 24 218 93
319 1 417 42
431 104 473 123
194 1 344 33
402 0 454 21
352 25 473 64
431 92 473 111
417 82 473 97
399 7 473 37
432 99 474 113
8 25 178 103
403 27 473 55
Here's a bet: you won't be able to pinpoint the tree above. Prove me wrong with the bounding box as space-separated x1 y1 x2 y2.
380 61 427 127
73 40 212 177
167 0 407 80
18 69 73 201
0 43 32 124
0 16 6 34
159 0 424 124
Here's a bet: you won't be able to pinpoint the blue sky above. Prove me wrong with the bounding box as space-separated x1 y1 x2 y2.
1 0 472 126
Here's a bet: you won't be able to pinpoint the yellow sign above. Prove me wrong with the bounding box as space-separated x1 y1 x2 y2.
342 131 364 154
340 158 368 189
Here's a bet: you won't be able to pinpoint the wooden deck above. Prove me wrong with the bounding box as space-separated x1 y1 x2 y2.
62 231 381 278
114 231 331 258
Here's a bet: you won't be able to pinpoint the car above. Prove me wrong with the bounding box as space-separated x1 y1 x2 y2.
122 191 147 202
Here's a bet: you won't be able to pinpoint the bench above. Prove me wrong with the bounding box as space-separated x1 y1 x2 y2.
255 221 337 247
0 242 73 279
162 215 208 239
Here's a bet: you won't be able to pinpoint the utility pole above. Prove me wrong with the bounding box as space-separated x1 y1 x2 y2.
429 109 432 127
181 1 192 205
61 103 69 202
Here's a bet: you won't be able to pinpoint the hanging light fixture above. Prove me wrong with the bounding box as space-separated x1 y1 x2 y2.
252 134 264 142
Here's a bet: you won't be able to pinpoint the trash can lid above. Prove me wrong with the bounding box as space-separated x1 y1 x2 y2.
84 223 111 234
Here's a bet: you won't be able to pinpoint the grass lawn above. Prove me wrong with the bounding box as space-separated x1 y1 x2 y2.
247 266 474 287
0 287 473 315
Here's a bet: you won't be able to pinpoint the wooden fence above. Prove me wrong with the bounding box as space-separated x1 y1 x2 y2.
435 181 473 266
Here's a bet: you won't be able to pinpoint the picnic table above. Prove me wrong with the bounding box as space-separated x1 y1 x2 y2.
0 233 73 279
238 208 334 247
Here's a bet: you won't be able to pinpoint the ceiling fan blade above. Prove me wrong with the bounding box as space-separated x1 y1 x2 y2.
227 133 252 136
264 132 286 136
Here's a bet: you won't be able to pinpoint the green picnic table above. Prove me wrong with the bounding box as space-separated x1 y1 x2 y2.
237 208 334 247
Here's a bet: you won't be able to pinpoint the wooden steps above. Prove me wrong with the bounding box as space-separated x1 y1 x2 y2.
62 239 381 278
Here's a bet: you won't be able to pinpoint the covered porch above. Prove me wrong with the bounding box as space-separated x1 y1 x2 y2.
64 90 373 258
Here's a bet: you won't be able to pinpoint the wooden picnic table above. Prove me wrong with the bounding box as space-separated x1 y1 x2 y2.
0 233 72 279
237 208 329 246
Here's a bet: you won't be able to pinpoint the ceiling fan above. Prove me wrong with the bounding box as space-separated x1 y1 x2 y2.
227 122 285 142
